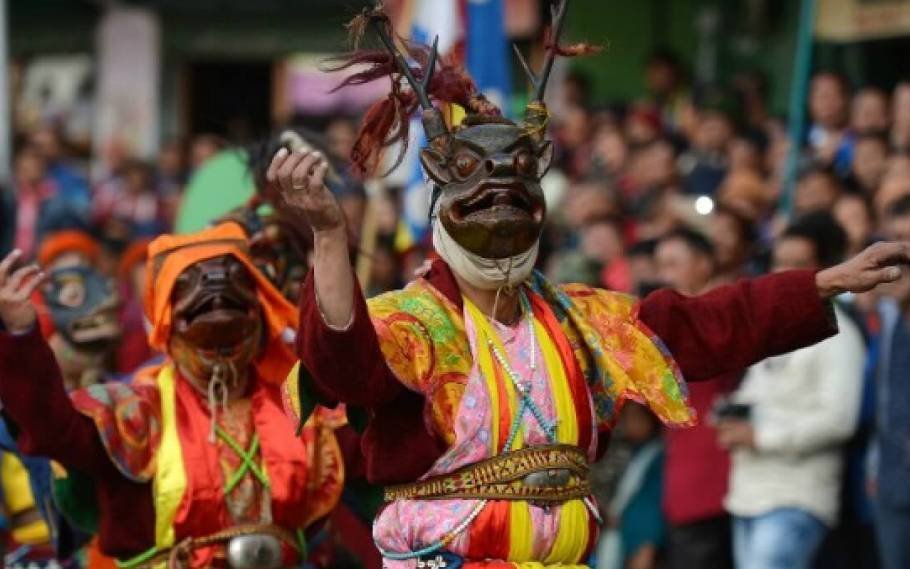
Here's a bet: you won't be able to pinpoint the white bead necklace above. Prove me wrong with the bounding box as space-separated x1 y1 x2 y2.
486 291 557 446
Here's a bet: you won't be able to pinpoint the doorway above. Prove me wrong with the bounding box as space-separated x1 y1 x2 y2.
187 61 272 143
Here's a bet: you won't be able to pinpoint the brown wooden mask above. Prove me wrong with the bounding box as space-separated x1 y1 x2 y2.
167 255 263 382
421 121 553 259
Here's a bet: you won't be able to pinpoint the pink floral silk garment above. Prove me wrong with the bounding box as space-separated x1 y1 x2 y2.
372 305 599 568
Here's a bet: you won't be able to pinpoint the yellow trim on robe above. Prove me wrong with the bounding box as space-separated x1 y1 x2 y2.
1 452 51 546
533 315 579 447
464 297 521 452
153 365 186 549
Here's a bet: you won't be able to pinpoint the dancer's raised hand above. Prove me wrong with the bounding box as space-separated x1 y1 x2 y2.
267 148 345 235
0 250 46 334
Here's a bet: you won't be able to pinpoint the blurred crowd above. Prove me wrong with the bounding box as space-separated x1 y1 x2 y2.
2 48 910 569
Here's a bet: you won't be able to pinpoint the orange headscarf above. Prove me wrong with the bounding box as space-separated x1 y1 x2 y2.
37 230 100 267
143 222 299 384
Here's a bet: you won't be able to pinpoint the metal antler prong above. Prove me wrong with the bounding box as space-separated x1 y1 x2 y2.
534 0 569 102
421 35 439 92
372 18 433 110
513 43 539 89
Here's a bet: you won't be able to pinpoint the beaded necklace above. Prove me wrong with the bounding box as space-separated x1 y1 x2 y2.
490 290 558 449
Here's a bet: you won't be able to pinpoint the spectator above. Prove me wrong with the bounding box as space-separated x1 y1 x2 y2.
655 227 714 296
623 138 680 240
719 212 865 569
847 133 889 197
717 169 774 222
833 194 874 258
550 216 630 291
562 180 619 232
93 159 165 239
325 115 359 161
708 204 758 284
596 403 666 569
644 48 689 131
870 195 910 569
11 146 85 259
873 172 910 220
807 72 852 174
625 105 663 148
728 131 768 176
555 104 596 178
679 99 736 197
890 81 910 152
0 181 15 257
591 124 629 185
28 124 91 215
158 137 187 191
189 133 226 171
850 87 890 135
794 167 843 216
563 69 594 109
627 239 660 297
655 228 737 569
732 70 772 134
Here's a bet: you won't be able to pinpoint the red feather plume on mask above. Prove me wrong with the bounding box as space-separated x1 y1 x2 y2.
543 25 604 57
324 7 500 177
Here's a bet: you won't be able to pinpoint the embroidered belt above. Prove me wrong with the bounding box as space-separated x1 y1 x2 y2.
120 524 300 569
384 444 591 503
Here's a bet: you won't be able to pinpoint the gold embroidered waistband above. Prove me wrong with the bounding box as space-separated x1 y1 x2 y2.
383 444 591 503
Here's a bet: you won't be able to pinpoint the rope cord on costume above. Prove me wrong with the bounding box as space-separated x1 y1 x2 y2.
522 101 550 138
215 426 269 493
116 546 160 569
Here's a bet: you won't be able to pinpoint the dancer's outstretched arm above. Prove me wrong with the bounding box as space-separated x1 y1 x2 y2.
639 241 910 381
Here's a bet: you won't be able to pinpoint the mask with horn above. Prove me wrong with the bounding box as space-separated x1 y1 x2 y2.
330 1 597 289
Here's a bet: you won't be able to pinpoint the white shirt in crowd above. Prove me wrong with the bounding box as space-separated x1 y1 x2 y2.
725 305 866 526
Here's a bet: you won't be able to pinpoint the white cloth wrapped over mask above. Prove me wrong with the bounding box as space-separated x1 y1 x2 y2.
432 217 539 291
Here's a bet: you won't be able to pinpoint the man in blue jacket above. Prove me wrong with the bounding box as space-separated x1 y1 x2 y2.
874 195 910 569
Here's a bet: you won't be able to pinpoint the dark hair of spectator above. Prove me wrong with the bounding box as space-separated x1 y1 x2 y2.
582 214 623 230
798 163 839 184
813 70 852 95
565 69 594 106
658 227 716 258
886 194 910 219
714 203 758 245
781 211 848 268
854 131 890 149
628 238 658 258
737 129 770 156
646 47 682 71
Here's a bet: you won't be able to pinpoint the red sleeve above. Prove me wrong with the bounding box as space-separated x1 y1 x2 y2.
638 270 837 382
296 270 404 407
0 326 112 474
